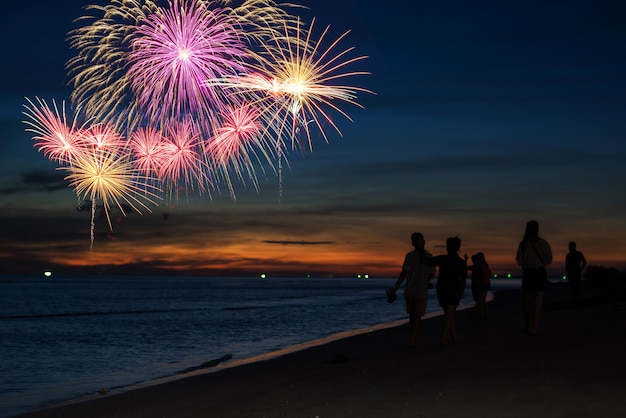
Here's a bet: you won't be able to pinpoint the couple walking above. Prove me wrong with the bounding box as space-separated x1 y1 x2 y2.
387 233 468 347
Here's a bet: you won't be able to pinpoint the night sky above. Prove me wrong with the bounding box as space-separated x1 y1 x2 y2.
1 0 625 278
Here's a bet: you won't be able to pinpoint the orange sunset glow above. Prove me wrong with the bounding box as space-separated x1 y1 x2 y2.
2 0 626 280
4 201 625 278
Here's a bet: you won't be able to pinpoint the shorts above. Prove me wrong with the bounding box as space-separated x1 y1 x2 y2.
522 267 548 292
406 297 427 316
471 282 490 301
436 287 460 308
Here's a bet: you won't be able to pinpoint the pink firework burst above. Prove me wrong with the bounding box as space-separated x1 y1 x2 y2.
160 119 211 193
210 103 268 164
22 97 88 165
128 0 249 124
80 122 125 152
209 102 275 196
129 127 167 177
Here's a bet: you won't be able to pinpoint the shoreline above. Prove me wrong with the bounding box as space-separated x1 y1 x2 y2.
14 294 475 417
18 282 626 417
24 307 457 413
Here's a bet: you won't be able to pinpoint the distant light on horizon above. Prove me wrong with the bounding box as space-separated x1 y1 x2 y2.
44 271 52 277
492 273 513 279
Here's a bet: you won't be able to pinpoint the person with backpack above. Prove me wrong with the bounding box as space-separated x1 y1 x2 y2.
516 220 552 335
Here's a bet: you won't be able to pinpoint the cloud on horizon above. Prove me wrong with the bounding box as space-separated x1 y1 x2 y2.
262 240 337 246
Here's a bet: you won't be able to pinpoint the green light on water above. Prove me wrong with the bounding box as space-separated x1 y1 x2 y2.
562 275 567 280
44 271 52 277
507 273 512 278
260 273 266 279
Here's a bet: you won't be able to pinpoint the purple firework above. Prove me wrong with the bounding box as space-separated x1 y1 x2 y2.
128 0 250 125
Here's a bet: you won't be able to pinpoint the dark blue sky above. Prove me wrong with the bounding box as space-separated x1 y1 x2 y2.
1 0 625 277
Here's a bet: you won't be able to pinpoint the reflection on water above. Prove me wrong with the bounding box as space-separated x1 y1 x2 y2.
0 275 532 417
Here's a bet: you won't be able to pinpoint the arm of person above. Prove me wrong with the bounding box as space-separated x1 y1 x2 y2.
516 243 524 267
389 270 408 295
580 252 587 271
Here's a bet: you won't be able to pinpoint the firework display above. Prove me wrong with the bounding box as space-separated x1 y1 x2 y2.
22 0 371 244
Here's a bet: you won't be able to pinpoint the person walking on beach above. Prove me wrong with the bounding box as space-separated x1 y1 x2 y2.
388 232 434 347
467 252 492 318
425 237 467 346
516 220 552 335
565 241 587 303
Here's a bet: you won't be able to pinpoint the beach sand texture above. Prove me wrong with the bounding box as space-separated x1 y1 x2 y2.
18 283 626 418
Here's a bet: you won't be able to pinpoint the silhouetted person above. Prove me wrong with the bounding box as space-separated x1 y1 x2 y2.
388 232 434 347
516 220 552 335
425 237 467 346
467 252 492 318
565 241 587 302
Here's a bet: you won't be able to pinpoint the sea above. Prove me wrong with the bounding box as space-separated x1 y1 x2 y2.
0 274 519 417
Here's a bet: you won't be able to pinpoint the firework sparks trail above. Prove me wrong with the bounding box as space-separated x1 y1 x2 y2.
128 0 249 125
23 0 372 245
205 17 372 151
223 0 302 40
159 118 212 197
130 127 167 177
208 102 277 198
81 123 126 152
67 0 299 133
66 0 160 130
62 147 161 248
22 97 89 165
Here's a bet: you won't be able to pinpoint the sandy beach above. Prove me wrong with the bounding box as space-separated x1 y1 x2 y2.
18 282 626 418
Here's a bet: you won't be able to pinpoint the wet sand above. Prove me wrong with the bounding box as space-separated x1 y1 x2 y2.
18 282 626 418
